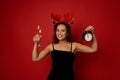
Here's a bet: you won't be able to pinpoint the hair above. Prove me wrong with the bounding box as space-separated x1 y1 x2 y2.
53 21 72 43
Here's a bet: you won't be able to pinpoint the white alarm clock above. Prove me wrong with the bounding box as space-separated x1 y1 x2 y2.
82 31 93 41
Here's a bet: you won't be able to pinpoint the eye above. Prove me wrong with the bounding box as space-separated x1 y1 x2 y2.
61 30 65 32
56 29 59 32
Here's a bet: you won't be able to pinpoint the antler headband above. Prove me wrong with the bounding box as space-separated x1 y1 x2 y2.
51 12 75 24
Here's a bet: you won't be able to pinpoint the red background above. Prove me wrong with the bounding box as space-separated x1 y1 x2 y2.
1 0 120 80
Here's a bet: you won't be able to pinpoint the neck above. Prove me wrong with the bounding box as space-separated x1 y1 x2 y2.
59 40 68 44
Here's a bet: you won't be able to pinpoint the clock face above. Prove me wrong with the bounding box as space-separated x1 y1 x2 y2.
84 33 93 41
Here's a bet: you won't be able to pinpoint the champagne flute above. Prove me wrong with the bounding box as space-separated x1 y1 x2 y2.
37 25 42 47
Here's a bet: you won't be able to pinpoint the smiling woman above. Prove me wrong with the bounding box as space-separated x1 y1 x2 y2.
1 0 119 80
54 22 72 43
32 19 98 80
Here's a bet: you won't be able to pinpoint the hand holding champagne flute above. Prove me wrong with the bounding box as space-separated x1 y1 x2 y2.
33 25 42 47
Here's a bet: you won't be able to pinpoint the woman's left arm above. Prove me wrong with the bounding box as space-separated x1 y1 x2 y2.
75 26 98 53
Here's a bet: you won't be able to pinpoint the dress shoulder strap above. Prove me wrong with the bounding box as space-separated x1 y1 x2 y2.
70 42 72 52
52 43 54 50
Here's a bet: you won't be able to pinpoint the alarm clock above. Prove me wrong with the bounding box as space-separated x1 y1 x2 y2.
82 31 93 41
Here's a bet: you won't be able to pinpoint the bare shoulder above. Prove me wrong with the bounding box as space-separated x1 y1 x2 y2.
72 42 82 46
45 43 53 51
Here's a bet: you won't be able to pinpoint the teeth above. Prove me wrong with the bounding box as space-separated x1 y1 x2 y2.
58 35 62 38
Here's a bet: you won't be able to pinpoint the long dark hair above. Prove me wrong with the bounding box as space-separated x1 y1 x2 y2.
53 22 72 43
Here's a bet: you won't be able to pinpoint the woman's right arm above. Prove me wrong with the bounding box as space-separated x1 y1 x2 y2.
32 34 51 61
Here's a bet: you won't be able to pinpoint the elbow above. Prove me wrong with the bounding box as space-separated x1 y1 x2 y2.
92 48 98 53
32 59 37 62
32 58 39 62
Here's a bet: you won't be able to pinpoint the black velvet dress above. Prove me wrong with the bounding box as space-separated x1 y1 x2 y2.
47 43 75 80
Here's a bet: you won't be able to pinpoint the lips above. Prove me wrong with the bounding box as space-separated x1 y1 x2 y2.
57 35 63 39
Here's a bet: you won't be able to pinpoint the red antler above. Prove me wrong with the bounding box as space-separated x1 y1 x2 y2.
64 12 74 24
51 12 61 24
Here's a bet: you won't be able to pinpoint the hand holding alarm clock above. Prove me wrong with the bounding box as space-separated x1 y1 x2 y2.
82 25 94 41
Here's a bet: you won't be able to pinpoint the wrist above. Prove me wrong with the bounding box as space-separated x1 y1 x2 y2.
34 41 39 45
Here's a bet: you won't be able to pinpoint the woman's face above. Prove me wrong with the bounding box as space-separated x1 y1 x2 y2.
56 24 68 41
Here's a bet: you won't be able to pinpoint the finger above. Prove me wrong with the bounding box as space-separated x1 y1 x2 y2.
85 28 89 31
85 27 91 31
89 26 94 30
36 34 40 37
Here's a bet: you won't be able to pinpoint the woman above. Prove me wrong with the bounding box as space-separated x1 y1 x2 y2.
32 22 98 80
